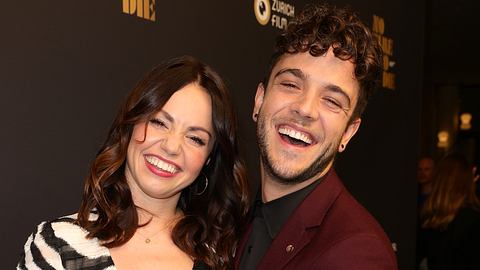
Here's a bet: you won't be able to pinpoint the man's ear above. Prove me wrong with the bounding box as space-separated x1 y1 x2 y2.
252 83 265 122
338 118 361 152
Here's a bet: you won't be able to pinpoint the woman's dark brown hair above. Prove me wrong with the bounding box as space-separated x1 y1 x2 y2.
77 55 250 269
421 153 480 230
265 3 383 122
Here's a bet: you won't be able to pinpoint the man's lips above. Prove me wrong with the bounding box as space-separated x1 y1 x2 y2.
277 125 316 147
144 155 181 176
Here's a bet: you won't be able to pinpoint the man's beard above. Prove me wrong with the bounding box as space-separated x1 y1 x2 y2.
257 115 340 185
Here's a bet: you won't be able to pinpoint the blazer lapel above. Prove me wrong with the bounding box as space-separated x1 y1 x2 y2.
234 222 253 268
257 169 344 269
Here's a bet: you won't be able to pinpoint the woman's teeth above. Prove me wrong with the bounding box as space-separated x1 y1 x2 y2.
145 156 177 173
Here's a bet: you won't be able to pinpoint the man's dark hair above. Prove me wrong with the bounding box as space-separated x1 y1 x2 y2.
264 3 383 121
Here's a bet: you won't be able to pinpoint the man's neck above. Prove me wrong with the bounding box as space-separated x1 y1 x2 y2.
261 162 332 202
420 183 432 195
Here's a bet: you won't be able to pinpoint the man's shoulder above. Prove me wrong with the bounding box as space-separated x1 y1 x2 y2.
310 232 398 270
297 182 397 269
313 179 390 243
306 171 387 235
332 187 383 228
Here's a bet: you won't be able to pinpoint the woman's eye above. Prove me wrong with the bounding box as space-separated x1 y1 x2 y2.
189 136 206 146
149 118 167 128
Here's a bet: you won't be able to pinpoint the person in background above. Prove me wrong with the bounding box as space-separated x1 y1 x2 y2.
235 3 397 270
17 56 250 270
418 153 480 270
415 156 435 269
417 157 435 207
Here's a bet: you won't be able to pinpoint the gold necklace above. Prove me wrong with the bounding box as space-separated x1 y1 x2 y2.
135 211 181 244
136 228 165 244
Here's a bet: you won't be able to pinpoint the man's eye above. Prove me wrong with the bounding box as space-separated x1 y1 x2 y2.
323 97 343 110
280 82 298 89
189 136 206 146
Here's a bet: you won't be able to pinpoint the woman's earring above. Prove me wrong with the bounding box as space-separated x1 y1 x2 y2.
192 173 209 196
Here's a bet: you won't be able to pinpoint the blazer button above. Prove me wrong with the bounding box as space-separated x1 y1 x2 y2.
286 244 294 253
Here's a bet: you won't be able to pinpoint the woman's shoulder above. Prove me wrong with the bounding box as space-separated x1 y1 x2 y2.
457 206 480 222
452 207 480 236
17 213 112 270
31 212 106 252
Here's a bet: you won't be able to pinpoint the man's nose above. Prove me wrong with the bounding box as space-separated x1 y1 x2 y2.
291 91 318 120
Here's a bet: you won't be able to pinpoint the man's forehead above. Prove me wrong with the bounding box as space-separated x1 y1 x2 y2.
273 52 358 80
271 51 360 104
419 158 434 167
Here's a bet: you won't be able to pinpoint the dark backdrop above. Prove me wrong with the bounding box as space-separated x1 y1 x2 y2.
0 1 425 269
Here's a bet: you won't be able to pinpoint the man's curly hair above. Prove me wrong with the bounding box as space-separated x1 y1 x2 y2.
265 3 383 121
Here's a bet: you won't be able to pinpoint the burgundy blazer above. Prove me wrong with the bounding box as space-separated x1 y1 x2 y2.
234 169 398 270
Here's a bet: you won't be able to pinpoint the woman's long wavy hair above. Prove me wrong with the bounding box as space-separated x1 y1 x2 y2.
77 55 250 269
421 153 480 230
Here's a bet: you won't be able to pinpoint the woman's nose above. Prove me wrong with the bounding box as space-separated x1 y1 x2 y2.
160 133 182 156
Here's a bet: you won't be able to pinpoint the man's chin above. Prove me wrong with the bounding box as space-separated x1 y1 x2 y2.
263 151 336 185
267 165 319 185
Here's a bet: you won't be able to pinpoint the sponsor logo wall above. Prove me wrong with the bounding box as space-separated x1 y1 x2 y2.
0 1 425 269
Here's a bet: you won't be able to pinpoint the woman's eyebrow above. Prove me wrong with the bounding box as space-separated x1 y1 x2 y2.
188 127 212 138
161 110 212 138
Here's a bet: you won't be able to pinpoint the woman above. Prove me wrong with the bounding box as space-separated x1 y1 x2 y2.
418 153 480 270
17 56 250 270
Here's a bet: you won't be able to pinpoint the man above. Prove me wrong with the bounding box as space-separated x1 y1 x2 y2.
235 3 397 270
415 157 434 268
417 157 435 207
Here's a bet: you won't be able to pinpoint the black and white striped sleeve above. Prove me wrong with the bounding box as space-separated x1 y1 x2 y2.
17 221 65 270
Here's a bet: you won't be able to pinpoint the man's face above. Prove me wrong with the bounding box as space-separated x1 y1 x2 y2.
254 48 361 185
417 158 434 184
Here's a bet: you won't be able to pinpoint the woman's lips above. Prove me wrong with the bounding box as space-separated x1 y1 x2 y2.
144 154 181 177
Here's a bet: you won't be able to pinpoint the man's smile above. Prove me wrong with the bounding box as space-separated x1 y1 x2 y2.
277 125 316 147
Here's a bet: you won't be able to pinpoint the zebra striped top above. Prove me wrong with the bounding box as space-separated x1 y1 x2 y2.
17 214 114 269
17 214 209 270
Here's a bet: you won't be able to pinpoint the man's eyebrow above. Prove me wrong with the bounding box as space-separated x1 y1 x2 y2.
325 84 352 108
274 68 353 109
274 68 307 81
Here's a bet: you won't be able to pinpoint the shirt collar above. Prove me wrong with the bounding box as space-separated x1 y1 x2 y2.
256 176 325 239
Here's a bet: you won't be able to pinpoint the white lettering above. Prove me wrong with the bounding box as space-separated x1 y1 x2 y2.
272 0 294 17
271 14 288 30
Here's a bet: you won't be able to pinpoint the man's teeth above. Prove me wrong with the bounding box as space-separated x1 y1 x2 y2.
278 127 313 144
145 156 177 173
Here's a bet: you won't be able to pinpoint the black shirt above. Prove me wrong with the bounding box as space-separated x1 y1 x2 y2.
238 179 322 270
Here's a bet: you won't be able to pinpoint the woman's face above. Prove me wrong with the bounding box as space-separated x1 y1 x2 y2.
125 83 215 206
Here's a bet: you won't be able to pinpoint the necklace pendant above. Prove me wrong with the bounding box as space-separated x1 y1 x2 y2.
145 238 151 244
